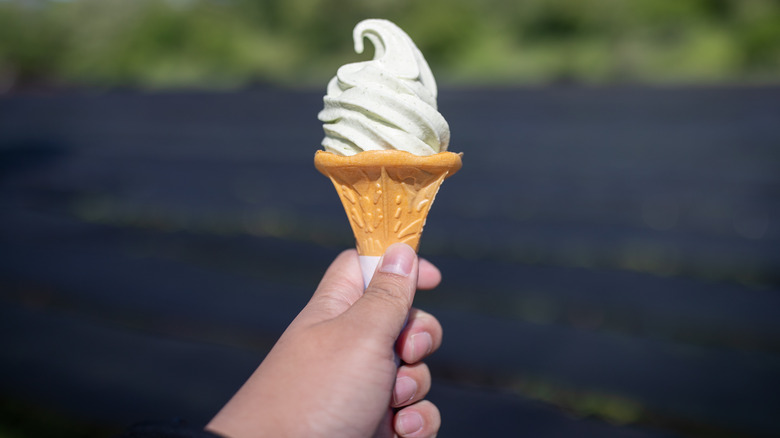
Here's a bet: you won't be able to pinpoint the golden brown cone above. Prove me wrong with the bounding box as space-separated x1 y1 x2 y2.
315 149 462 256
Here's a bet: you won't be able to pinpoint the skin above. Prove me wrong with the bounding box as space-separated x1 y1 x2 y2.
207 243 443 438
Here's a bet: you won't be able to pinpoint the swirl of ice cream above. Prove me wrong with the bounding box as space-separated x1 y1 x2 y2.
318 19 450 156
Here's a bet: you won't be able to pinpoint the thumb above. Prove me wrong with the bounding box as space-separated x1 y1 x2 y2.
345 243 419 341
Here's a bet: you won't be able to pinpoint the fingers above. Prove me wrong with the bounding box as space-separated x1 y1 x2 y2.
392 362 431 408
417 258 441 290
311 249 364 305
396 308 443 364
304 246 441 320
314 249 440 359
346 243 419 339
294 249 365 327
394 400 441 438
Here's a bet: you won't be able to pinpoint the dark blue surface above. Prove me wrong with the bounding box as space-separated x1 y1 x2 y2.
1 87 778 437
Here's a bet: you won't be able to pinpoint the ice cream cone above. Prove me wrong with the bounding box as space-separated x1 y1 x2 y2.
315 149 461 282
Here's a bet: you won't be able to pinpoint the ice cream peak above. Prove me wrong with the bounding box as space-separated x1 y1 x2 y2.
318 19 450 156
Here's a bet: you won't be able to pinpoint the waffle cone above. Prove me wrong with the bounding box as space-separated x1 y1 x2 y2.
315 150 462 256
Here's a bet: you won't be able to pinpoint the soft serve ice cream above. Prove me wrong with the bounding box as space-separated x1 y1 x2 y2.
314 19 461 286
318 19 450 156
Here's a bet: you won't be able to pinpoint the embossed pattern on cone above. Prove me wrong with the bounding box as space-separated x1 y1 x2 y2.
315 150 462 256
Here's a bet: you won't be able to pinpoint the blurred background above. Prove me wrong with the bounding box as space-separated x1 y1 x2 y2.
2 0 780 89
1 0 779 437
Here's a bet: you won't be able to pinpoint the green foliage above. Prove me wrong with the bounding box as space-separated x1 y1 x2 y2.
0 0 778 89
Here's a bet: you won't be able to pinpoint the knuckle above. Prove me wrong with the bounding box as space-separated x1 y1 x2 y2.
367 276 413 309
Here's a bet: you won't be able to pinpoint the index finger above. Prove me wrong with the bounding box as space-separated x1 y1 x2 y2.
417 258 441 290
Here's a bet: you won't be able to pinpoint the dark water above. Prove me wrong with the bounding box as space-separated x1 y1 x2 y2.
1 87 778 437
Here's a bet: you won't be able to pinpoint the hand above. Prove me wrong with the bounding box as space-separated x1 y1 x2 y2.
207 243 443 438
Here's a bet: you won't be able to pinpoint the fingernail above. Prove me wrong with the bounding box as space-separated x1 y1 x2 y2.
397 411 424 436
379 243 415 277
410 332 433 361
393 376 417 405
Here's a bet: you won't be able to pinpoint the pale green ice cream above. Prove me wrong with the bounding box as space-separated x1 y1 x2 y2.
318 19 450 156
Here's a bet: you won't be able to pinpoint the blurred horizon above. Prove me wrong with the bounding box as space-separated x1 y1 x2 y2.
2 0 780 92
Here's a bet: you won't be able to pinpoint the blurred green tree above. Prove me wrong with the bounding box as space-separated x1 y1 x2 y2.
0 0 777 90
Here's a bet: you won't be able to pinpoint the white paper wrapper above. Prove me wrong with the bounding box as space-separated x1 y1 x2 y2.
359 255 381 289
